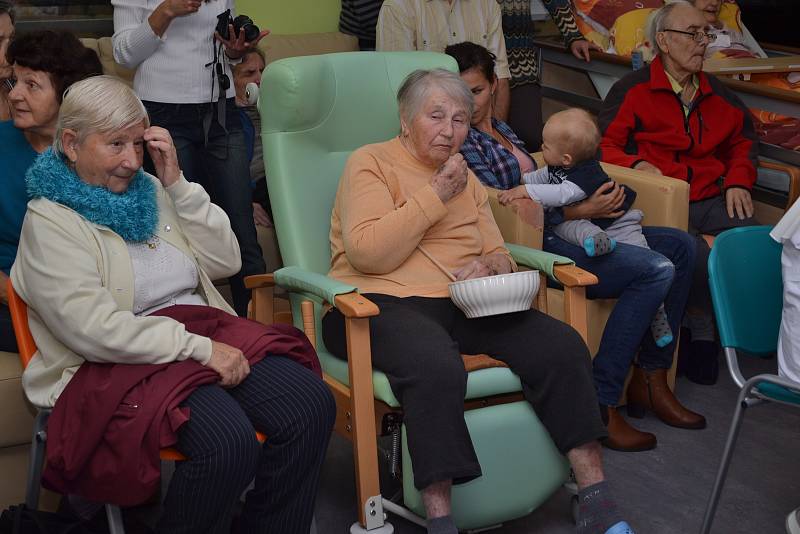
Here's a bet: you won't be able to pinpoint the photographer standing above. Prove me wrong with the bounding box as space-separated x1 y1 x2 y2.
112 0 268 316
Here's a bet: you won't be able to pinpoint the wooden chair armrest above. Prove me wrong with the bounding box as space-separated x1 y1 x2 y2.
553 264 598 287
244 273 276 289
333 292 380 318
759 159 800 208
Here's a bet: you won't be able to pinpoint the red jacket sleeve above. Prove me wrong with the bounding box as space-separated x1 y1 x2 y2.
598 79 643 169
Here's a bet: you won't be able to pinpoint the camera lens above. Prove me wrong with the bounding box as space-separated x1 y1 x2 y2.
233 15 260 42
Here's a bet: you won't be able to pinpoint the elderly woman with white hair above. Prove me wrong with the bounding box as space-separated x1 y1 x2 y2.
11 75 335 534
322 68 634 534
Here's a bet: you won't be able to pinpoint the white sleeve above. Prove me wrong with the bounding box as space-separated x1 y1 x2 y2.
165 174 242 281
111 0 164 68
524 180 587 208
521 167 551 185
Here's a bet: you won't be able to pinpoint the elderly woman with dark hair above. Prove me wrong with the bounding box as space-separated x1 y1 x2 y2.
321 68 634 534
12 75 335 533
0 30 102 353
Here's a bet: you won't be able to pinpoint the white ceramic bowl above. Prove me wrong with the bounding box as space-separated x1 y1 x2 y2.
448 270 540 319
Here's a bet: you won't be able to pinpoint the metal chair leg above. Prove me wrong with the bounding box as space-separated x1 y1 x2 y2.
25 410 50 510
700 385 751 534
106 504 125 534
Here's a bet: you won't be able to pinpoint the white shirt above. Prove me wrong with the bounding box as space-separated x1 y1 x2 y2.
112 0 237 103
376 0 511 80
127 235 205 316
771 199 800 384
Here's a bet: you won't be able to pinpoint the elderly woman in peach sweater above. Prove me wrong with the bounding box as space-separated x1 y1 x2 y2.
321 69 635 534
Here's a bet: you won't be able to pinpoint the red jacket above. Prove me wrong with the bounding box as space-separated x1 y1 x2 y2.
42 305 321 506
598 55 758 202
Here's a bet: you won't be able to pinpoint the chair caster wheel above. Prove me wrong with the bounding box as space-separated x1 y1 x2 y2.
571 494 579 524
350 521 395 533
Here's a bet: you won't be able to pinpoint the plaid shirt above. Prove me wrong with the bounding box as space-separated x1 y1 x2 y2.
460 118 535 190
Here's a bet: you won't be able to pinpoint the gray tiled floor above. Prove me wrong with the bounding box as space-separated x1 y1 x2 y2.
314 356 800 533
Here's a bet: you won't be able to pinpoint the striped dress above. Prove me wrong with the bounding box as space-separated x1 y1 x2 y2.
500 0 583 88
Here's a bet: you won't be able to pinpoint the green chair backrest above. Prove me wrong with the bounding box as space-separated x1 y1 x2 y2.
259 51 459 275
708 226 782 356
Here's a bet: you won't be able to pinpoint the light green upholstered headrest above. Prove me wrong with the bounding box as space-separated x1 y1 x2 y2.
260 51 458 136
258 52 460 274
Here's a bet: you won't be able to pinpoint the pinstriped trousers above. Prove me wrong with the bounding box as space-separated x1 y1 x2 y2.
156 356 336 534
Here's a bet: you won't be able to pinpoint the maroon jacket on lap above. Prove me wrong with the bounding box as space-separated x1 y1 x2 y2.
42 305 320 506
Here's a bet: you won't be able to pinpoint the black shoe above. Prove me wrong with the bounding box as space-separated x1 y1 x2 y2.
686 340 719 385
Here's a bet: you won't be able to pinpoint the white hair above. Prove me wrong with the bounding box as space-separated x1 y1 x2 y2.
648 0 695 56
54 75 149 155
397 68 474 126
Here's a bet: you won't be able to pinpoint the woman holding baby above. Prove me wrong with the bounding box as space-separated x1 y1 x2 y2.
448 41 704 453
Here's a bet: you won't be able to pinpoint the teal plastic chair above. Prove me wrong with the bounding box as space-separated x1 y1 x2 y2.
251 51 577 533
701 226 800 533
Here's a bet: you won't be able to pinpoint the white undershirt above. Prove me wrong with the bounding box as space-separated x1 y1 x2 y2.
521 166 586 207
127 236 205 316
111 0 237 103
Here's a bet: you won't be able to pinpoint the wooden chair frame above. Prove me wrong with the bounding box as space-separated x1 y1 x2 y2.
5 278 269 533
246 261 594 530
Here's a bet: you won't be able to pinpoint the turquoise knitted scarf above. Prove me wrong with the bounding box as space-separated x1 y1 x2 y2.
26 148 158 242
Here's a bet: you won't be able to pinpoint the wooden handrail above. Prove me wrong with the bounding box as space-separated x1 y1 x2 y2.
553 264 598 287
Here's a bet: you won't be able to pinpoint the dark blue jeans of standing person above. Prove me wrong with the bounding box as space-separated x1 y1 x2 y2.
143 99 266 317
544 226 696 406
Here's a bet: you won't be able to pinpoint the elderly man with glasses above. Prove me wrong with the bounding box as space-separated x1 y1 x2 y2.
598 0 758 387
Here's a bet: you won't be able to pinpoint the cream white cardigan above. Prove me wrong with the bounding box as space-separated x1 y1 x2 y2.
11 174 240 408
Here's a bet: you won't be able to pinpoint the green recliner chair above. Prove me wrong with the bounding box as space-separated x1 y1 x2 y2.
251 51 577 532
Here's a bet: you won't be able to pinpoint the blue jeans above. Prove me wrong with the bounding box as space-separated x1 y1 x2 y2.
144 99 266 316
544 226 696 406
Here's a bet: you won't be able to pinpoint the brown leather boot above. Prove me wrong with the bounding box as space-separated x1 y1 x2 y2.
600 404 657 452
627 367 707 429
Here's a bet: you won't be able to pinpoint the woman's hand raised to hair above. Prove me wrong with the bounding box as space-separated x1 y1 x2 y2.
431 154 469 203
206 340 250 388
144 126 181 188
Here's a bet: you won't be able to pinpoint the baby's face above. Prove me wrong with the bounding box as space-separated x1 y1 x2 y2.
541 119 570 167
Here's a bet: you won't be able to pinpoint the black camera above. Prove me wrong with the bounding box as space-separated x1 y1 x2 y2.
215 9 260 42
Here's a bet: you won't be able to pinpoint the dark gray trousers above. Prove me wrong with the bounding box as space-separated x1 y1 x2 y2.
688 195 759 313
322 294 605 491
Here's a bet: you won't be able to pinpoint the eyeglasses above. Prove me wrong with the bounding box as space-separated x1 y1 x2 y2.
662 29 717 43
2 78 14 91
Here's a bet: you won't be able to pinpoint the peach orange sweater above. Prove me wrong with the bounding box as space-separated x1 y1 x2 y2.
329 137 514 298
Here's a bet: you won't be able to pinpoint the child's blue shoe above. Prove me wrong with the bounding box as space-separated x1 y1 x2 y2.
605 521 635 534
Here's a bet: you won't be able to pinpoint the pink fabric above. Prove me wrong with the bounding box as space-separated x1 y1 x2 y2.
510 142 535 175
42 305 320 506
